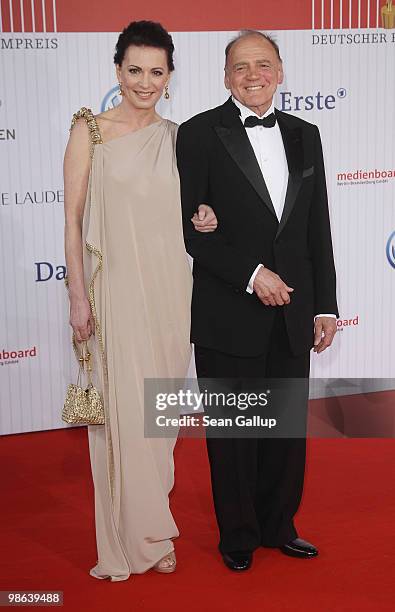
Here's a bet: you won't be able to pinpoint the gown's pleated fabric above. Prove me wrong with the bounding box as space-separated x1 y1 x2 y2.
79 117 192 580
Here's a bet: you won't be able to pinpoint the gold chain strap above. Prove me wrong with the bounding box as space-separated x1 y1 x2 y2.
85 242 107 380
72 335 93 386
70 107 103 158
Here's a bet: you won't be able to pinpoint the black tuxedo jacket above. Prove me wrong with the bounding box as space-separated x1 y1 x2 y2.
176 97 338 357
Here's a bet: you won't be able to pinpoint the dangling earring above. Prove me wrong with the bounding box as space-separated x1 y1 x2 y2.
118 82 124 96
164 85 170 100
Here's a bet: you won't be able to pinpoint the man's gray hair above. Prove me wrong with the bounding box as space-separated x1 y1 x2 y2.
225 30 282 66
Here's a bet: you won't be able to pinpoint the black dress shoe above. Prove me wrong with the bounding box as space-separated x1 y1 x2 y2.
279 538 318 558
221 551 253 571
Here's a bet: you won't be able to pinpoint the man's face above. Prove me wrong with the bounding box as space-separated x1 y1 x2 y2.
224 35 284 116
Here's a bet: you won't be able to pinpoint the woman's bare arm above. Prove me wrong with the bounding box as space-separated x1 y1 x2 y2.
63 119 94 342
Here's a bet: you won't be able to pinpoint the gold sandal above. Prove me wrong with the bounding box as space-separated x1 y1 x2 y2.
153 550 176 574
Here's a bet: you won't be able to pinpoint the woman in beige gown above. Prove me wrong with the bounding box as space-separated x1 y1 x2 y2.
64 21 217 580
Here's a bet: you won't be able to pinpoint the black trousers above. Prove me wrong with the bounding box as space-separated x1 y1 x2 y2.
194 309 310 553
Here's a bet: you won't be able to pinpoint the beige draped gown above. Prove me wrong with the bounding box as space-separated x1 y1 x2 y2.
72 110 192 580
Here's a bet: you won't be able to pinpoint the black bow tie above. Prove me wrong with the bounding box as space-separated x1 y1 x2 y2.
244 113 276 128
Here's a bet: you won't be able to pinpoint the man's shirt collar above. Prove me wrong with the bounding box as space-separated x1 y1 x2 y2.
232 95 275 123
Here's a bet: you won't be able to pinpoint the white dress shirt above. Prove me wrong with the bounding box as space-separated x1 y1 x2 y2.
232 96 335 320
233 96 288 222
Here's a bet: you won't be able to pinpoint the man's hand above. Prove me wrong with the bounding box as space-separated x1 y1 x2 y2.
313 316 337 353
253 267 294 306
191 204 218 233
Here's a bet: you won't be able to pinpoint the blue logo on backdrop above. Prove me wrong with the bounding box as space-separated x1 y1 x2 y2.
277 88 347 112
101 86 122 112
35 262 66 282
386 231 395 269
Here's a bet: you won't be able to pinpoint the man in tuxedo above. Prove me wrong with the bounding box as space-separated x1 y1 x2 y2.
176 30 338 571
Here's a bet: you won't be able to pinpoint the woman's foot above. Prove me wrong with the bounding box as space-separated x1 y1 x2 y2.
153 550 176 573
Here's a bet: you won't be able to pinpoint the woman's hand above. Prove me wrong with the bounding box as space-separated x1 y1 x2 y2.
191 204 218 233
69 296 95 343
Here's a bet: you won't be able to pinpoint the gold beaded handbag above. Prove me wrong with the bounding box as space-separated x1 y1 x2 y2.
62 336 105 425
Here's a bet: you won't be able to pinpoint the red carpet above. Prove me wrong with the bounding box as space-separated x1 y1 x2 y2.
1 429 395 611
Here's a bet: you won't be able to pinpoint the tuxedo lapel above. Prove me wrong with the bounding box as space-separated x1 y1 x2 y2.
275 110 304 238
214 99 277 219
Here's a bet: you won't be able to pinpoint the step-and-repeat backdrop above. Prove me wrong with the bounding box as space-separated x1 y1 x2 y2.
1 0 394 434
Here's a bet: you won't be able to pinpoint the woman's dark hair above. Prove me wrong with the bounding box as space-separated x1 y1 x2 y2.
114 20 175 71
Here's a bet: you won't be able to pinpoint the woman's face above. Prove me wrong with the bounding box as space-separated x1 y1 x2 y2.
116 45 170 110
